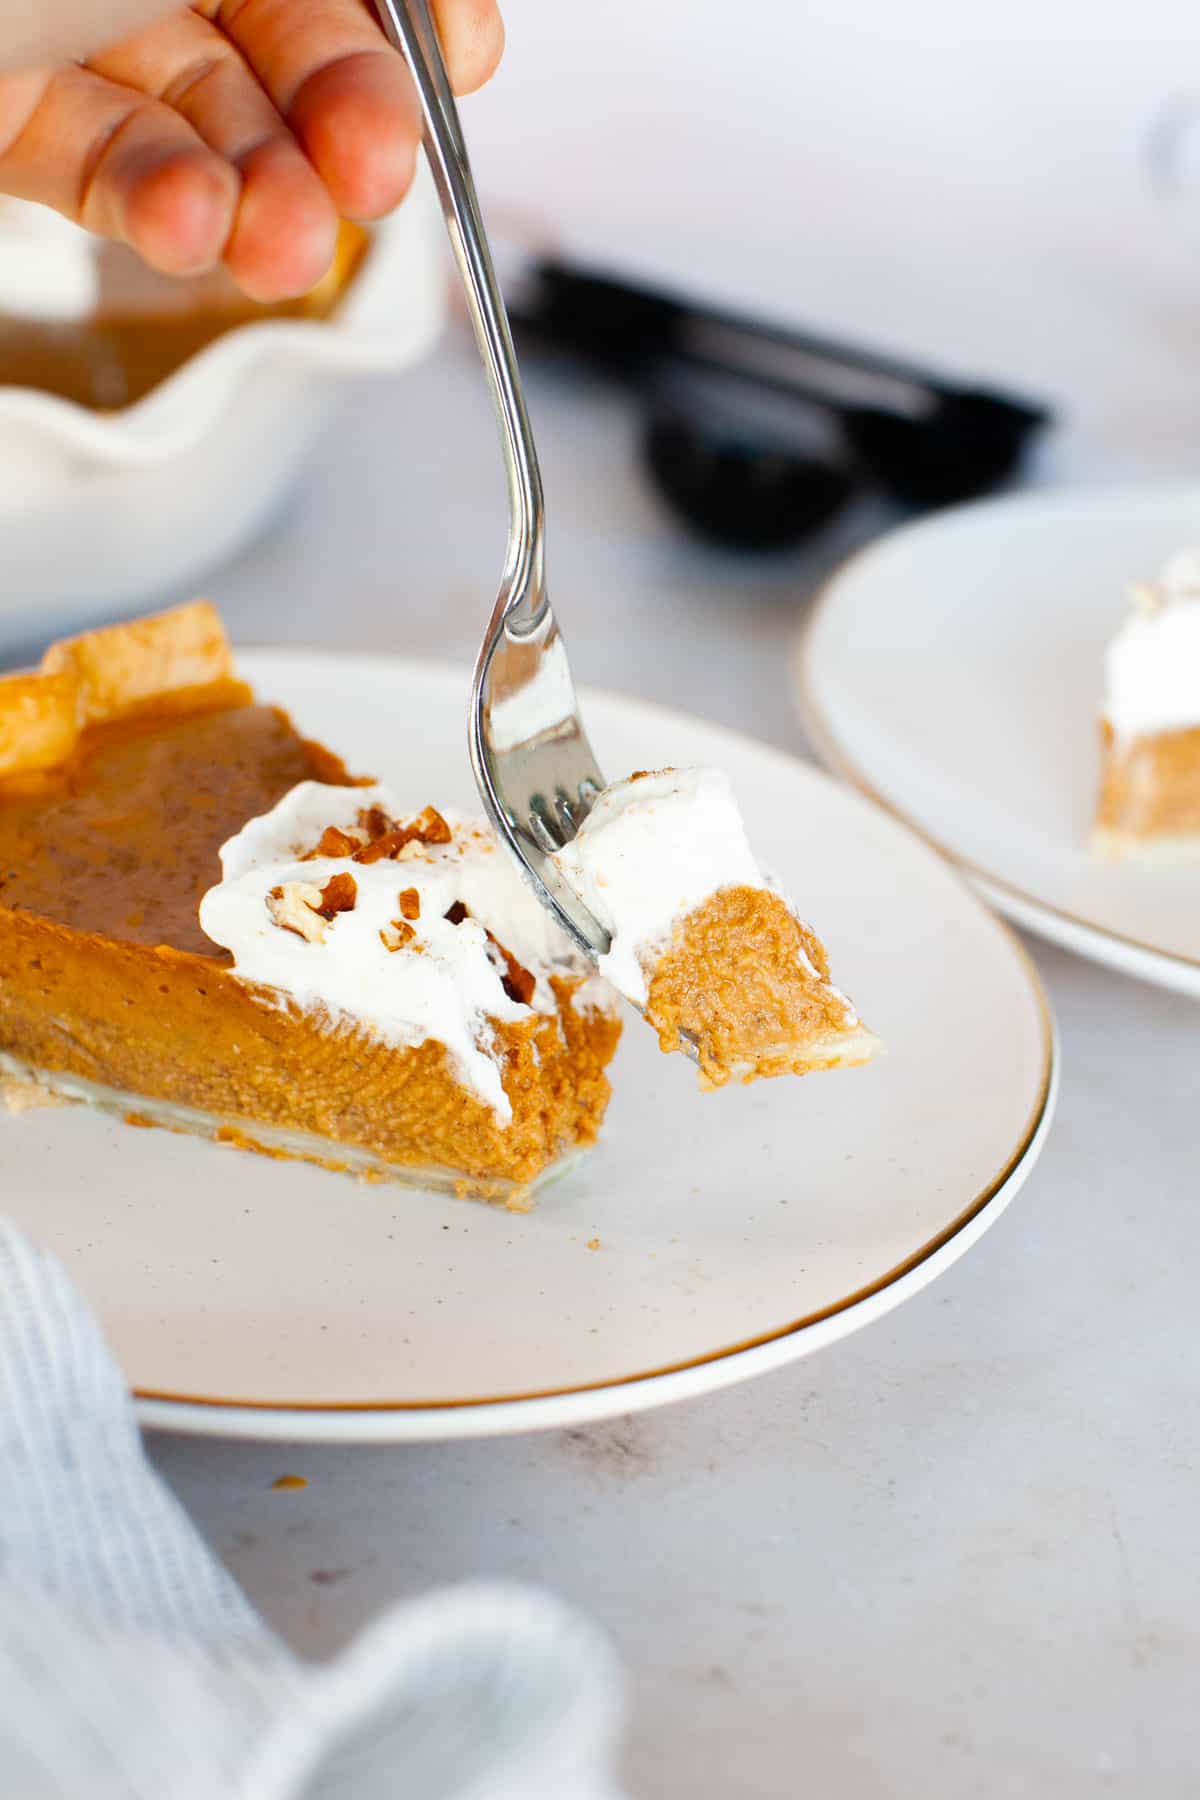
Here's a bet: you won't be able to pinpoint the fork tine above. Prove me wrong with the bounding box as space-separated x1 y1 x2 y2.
470 607 613 957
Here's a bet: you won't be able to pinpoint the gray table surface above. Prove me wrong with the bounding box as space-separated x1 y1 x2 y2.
145 332 1199 1799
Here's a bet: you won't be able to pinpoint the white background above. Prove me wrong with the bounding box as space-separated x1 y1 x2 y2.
467 0 1200 474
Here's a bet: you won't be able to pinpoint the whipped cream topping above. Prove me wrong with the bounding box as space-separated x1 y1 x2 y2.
550 767 794 1007
199 782 609 1121
0 200 99 322
1104 549 1200 739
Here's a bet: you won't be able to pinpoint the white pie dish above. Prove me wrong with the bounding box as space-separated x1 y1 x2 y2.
0 166 444 645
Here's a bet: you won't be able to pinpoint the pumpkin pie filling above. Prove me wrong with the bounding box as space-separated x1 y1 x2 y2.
550 767 880 1087
1094 721 1200 859
643 885 878 1088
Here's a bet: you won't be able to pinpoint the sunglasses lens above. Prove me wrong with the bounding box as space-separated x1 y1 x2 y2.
642 406 855 552
844 392 1044 509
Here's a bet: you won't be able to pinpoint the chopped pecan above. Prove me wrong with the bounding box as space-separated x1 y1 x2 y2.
350 804 453 862
379 919 416 953
353 829 412 865
502 962 537 1007
316 872 358 919
412 804 452 845
397 886 421 920
266 882 328 943
358 805 395 841
314 825 361 858
485 929 536 1007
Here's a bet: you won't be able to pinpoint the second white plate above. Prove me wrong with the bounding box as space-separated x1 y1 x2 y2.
796 483 1200 996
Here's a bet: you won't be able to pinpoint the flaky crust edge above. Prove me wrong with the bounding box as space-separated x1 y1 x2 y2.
0 601 234 777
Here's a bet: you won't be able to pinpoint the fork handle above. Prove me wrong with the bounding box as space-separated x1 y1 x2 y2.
369 0 545 618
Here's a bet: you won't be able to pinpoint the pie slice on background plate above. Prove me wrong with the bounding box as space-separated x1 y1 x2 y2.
1093 548 1200 863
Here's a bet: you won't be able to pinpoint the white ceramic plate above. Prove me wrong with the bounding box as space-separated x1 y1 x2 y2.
796 484 1200 997
0 653 1054 1442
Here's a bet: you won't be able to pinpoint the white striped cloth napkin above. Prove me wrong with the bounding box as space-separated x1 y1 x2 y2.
0 1222 626 1800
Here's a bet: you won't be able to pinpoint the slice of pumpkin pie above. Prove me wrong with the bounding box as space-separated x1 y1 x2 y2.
1093 549 1200 862
551 767 880 1088
0 603 620 1202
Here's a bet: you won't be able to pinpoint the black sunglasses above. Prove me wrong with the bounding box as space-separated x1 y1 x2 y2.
508 259 1053 551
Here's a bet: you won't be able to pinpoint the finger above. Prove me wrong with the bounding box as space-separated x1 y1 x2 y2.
197 0 421 221
0 62 238 274
88 9 337 299
430 0 505 96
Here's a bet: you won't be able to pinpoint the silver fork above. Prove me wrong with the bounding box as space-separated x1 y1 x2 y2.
371 0 611 959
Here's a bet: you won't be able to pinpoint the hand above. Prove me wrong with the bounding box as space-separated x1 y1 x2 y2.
0 1 504 301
